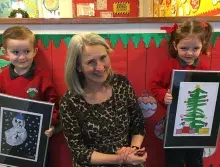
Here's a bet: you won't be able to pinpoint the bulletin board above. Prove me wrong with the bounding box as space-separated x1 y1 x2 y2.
72 0 139 17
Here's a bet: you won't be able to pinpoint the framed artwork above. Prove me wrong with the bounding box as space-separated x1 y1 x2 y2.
164 70 220 148
0 93 54 167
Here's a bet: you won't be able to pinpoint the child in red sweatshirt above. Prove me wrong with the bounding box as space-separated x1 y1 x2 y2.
0 26 72 167
150 20 213 167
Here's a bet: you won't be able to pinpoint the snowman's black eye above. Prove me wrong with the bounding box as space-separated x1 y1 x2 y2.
18 121 21 124
15 120 17 123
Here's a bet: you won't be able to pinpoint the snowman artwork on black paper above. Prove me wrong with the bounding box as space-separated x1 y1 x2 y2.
0 107 43 161
5 113 27 146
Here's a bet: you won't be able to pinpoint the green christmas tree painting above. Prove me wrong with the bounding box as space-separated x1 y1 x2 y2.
179 84 209 134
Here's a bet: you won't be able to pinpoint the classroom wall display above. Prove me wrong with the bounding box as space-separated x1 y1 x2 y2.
1 32 220 167
72 0 139 17
153 0 220 17
0 0 39 18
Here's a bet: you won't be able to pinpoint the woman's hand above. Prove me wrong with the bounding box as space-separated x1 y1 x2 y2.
116 147 147 165
123 147 147 165
116 147 136 161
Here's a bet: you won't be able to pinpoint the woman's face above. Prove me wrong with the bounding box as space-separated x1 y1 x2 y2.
78 44 111 86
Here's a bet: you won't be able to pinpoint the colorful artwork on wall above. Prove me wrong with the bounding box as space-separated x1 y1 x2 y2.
42 0 60 18
154 0 220 16
73 0 138 17
0 0 38 18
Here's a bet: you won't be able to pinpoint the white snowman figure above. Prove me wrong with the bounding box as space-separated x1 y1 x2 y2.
5 113 27 146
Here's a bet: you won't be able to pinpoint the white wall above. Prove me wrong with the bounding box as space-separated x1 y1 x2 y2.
0 22 220 34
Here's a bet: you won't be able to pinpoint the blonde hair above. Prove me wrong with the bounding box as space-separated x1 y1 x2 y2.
65 33 113 95
2 25 36 49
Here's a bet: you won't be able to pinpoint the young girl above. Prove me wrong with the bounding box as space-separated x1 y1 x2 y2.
149 20 213 167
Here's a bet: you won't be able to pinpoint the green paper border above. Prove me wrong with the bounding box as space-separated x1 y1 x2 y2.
0 33 219 49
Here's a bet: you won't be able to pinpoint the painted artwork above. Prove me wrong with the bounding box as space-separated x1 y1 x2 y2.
0 0 38 18
0 0 12 17
42 0 60 18
173 82 219 136
0 107 43 161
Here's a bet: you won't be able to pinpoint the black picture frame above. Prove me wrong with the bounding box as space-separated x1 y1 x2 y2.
0 93 54 167
164 70 220 148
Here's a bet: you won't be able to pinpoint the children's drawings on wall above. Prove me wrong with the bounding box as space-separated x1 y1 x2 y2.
42 0 60 18
0 0 12 17
0 0 39 18
173 82 219 136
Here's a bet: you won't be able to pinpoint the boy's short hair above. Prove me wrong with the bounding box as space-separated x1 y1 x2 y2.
2 26 36 48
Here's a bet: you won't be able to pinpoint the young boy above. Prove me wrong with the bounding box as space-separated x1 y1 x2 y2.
0 26 72 166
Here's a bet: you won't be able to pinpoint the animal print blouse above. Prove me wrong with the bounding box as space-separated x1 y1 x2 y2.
60 74 145 167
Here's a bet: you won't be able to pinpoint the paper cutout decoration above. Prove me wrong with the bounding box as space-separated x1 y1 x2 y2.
212 0 220 6
185 2 191 15
113 2 130 14
166 0 171 6
96 0 107 10
138 91 157 119
154 117 166 140
203 147 216 157
171 0 177 16
190 0 200 12
77 3 95 16
43 0 60 18
0 59 10 72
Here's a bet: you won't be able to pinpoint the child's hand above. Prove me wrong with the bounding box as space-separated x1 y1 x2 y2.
44 126 55 137
164 89 172 104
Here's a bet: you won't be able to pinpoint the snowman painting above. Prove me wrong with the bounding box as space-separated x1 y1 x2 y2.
4 113 27 146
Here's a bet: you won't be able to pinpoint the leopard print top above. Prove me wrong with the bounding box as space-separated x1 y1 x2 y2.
60 74 145 167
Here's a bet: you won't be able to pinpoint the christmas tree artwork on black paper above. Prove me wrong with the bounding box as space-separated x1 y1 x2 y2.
173 82 219 136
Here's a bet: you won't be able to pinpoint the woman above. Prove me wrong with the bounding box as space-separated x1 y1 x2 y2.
60 33 147 167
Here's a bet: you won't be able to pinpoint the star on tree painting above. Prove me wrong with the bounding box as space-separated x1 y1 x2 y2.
174 82 219 136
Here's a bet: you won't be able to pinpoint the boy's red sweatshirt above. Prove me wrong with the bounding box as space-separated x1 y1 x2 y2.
0 63 60 129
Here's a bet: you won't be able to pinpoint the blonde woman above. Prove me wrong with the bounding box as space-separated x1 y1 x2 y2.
60 33 147 167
